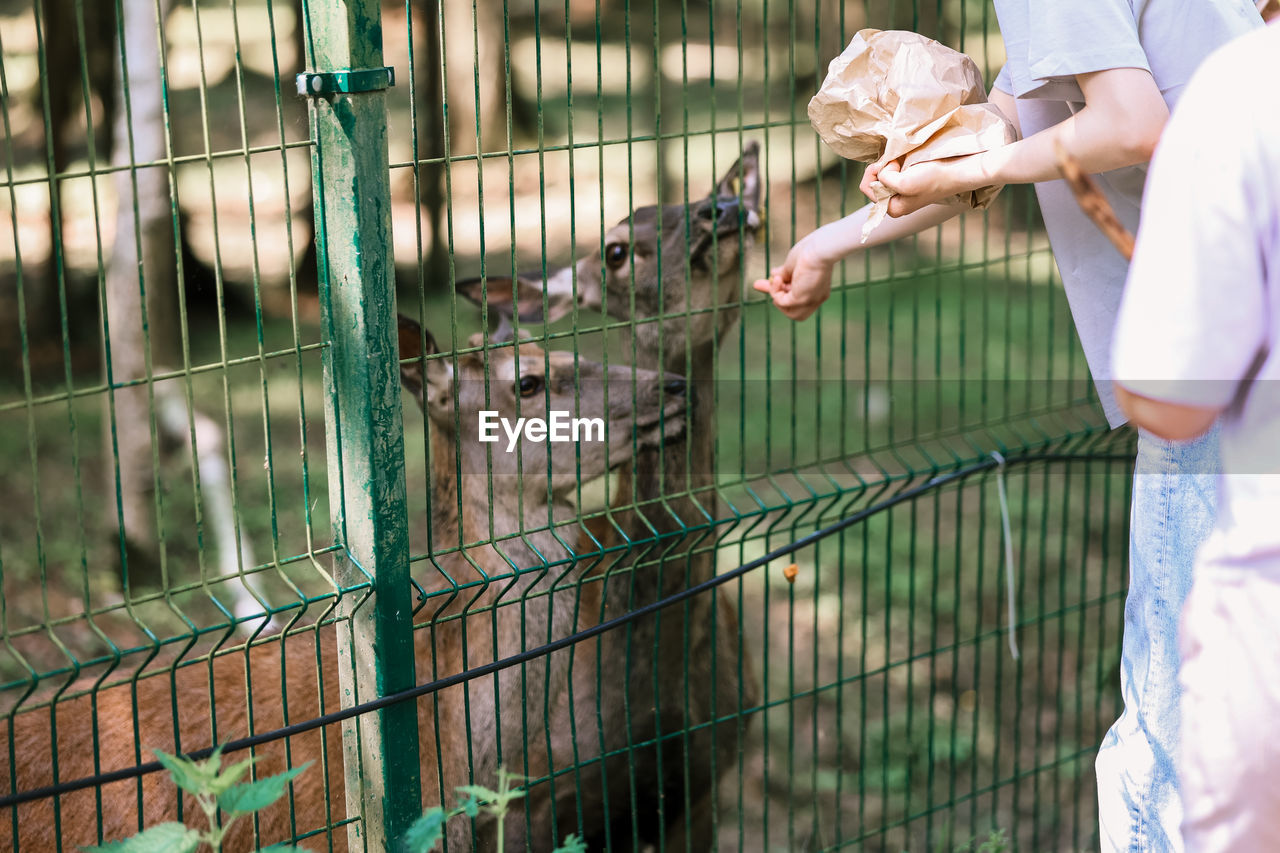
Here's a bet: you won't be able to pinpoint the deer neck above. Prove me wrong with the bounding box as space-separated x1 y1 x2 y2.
662 338 719 464
668 339 719 382
420 430 574 799
427 430 575 584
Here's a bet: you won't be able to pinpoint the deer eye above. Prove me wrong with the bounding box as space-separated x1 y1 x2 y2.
604 242 628 269
518 374 543 398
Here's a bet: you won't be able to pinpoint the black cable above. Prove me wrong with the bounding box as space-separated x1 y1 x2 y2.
0 451 1131 811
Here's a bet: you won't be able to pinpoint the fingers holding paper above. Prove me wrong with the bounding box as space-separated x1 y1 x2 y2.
874 154 988 217
858 153 894 200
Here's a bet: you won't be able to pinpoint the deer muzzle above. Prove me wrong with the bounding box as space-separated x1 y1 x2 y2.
632 371 688 447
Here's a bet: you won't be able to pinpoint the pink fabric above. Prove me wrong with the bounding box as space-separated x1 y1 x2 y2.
1178 563 1280 852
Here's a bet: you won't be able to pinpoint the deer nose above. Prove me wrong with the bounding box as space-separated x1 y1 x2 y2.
714 197 743 228
664 377 687 396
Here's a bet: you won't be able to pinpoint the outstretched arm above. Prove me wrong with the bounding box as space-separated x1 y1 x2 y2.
756 67 1166 320
754 84 1021 321
751 202 959 321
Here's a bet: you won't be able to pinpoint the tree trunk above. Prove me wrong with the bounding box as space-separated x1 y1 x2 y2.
440 0 506 156
415 0 449 287
34 0 117 350
103 0 179 589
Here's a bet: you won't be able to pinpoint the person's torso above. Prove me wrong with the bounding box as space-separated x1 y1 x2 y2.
994 0 1263 109
991 0 1263 426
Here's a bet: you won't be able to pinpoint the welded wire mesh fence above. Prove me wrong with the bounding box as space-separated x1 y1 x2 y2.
0 0 1134 850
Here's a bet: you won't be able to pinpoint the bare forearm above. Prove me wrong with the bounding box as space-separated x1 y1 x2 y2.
969 69 1168 189
809 201 962 262
977 106 1162 186
753 200 962 320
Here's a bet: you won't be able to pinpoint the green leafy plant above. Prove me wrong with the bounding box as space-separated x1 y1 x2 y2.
400 767 586 853
83 745 312 853
952 828 1010 853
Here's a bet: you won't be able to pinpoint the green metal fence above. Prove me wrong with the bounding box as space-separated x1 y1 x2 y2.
0 0 1135 850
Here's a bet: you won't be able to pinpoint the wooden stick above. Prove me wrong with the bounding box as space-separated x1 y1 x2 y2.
1054 140 1135 261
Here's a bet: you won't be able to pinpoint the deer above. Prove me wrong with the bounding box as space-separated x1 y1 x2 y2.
458 141 765 849
0 315 688 852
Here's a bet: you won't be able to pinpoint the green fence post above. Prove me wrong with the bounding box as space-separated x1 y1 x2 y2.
298 3 421 849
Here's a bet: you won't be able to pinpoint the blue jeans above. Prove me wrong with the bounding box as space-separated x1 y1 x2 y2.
1097 428 1220 853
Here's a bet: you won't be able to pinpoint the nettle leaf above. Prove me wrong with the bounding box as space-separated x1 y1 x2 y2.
553 833 588 853
152 750 213 797
81 822 201 853
207 755 256 797
399 808 449 853
217 762 312 816
453 783 503 805
456 792 481 819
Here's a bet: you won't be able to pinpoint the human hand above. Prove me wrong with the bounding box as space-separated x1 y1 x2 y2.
876 154 986 216
858 153 897 202
751 231 837 322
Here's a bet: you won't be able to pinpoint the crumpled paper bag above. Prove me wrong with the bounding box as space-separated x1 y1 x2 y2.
808 29 1016 241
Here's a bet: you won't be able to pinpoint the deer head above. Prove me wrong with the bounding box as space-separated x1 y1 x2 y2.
397 316 686 502
457 141 763 368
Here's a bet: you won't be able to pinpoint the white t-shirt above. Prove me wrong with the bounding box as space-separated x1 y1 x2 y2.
1113 24 1280 563
992 0 1262 426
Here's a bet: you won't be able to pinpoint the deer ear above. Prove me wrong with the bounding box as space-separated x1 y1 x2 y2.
538 263 602 322
397 314 446 406
455 274 508 310
713 140 762 220
457 269 600 333
456 275 550 324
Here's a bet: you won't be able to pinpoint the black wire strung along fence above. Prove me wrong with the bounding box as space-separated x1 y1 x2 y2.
0 0 1134 850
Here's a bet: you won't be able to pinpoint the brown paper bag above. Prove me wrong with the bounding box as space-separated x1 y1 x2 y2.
808 29 1016 241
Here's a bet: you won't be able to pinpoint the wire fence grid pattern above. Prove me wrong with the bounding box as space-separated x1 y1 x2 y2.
0 0 1133 850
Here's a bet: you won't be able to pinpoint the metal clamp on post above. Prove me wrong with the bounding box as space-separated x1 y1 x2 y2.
296 66 395 97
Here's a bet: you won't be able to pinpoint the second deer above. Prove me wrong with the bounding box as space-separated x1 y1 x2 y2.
0 316 688 852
